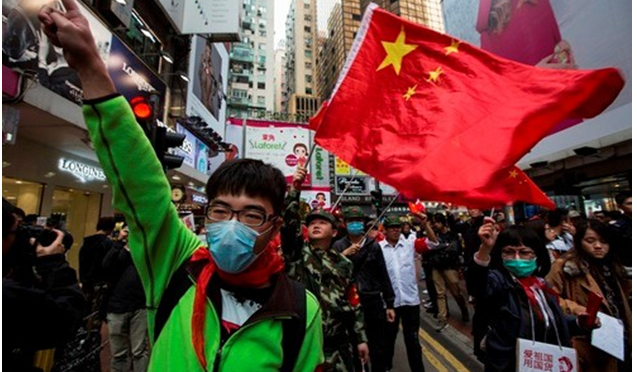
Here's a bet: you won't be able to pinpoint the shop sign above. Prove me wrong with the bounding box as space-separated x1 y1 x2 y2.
191 194 208 205
58 158 106 183
310 146 330 187
335 176 367 194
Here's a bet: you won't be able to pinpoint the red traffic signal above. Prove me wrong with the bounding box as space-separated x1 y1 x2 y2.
130 96 152 120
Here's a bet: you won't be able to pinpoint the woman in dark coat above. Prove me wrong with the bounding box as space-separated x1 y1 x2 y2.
471 218 593 372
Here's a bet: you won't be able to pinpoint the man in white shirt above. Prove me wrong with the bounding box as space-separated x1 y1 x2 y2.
380 215 434 372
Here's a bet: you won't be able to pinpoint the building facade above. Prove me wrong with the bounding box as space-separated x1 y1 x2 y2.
273 40 287 113
227 0 276 118
283 0 320 121
359 0 445 32
316 0 360 101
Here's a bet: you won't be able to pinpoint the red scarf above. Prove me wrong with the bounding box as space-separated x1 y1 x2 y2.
517 276 559 322
190 239 284 370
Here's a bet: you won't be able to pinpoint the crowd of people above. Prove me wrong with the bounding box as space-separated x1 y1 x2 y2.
3 1 631 372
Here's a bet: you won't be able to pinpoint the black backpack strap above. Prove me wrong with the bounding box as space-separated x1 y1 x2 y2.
281 280 308 372
154 260 195 342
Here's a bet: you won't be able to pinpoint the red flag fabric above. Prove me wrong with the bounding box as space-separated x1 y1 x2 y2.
311 5 624 207
430 166 556 209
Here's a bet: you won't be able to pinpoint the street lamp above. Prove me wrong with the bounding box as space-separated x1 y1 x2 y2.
167 71 190 82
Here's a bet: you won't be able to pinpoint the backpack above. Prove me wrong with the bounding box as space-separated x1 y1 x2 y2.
154 259 307 372
426 232 462 268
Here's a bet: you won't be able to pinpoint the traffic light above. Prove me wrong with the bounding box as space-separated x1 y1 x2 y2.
130 96 153 136
152 126 186 171
370 189 383 211
129 95 185 171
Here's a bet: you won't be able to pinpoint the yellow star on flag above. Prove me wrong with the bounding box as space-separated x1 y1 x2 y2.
444 40 461 55
427 67 443 83
376 26 418 75
403 85 417 100
509 169 519 179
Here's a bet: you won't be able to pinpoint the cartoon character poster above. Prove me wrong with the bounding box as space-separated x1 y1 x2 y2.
244 122 311 186
301 189 331 210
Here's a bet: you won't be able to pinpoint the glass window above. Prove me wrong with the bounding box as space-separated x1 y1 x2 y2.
2 177 43 215
232 89 248 98
257 82 266 89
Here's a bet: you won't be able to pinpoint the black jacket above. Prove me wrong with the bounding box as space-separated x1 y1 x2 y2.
471 263 574 372
3 255 84 371
423 230 462 269
460 216 485 264
333 236 395 310
102 243 145 314
79 234 113 291
608 216 631 268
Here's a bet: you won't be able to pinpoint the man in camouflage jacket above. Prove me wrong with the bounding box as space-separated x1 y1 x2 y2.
281 167 368 372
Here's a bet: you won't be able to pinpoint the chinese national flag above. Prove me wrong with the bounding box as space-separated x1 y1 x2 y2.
311 5 624 208
431 166 556 209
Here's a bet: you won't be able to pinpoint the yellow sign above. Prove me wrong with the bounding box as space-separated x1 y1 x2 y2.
335 157 351 175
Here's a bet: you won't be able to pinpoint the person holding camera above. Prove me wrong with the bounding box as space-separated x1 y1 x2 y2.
3 198 84 372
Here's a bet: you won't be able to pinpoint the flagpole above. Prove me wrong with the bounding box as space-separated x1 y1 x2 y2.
331 169 361 211
361 193 400 241
305 143 317 166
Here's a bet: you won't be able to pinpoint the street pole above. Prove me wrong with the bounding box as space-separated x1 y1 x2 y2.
362 193 400 241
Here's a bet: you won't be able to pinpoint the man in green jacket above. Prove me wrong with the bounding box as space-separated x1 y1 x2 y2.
37 2 323 371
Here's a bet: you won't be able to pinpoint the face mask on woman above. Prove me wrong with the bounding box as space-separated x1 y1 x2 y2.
502 258 537 278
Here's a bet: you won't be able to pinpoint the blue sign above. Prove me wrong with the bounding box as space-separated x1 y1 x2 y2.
107 38 166 115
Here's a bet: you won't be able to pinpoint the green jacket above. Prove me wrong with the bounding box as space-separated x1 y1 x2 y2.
83 95 323 372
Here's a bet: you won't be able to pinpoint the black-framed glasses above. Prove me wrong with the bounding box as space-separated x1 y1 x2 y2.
501 247 536 259
205 203 276 227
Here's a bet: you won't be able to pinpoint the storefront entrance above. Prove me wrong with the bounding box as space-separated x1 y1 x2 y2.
51 187 103 269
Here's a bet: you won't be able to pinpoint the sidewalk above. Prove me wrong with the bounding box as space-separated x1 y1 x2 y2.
417 279 476 358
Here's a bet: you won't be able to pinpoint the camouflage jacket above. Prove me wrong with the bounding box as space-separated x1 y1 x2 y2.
281 190 367 345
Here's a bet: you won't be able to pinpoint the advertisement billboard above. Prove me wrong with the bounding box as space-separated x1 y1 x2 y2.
301 188 332 210
175 124 198 168
3 0 112 105
2 0 165 109
244 122 312 186
187 36 228 132
156 0 240 40
107 37 166 111
442 0 631 165
174 123 216 176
